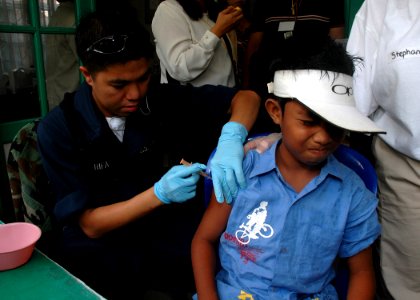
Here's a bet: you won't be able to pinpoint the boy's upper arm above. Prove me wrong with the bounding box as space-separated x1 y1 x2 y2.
194 193 232 243
195 149 256 243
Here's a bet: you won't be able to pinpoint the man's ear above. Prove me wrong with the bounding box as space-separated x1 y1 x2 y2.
79 66 93 86
265 98 283 125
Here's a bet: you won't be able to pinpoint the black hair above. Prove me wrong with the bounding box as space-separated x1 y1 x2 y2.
75 10 154 74
268 37 359 82
175 0 223 22
268 37 360 117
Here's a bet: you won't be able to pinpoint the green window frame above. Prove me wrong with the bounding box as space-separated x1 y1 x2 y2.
0 0 95 221
344 0 364 37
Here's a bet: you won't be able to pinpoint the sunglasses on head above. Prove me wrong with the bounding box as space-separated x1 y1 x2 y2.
85 35 128 54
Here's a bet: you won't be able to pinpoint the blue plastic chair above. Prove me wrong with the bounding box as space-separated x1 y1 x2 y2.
204 133 378 299
333 144 377 194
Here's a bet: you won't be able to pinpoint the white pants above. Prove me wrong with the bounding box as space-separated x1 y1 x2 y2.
373 137 420 300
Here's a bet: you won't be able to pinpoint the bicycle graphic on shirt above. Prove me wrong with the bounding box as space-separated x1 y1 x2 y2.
235 201 274 245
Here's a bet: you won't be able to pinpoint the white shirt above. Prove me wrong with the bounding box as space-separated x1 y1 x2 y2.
151 0 236 87
347 0 420 160
106 117 126 142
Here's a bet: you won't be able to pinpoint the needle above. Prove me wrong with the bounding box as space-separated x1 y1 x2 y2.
180 158 212 179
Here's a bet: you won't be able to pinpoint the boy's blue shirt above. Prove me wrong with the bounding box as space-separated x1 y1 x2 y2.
216 139 381 300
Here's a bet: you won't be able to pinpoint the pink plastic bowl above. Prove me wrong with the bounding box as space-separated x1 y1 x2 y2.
0 222 41 271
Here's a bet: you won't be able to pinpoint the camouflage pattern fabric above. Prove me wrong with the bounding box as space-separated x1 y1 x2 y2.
6 119 55 234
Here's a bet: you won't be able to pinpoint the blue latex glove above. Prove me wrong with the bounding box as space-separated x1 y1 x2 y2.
211 122 248 204
154 163 206 204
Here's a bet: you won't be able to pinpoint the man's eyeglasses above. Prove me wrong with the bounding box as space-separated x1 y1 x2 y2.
85 35 128 54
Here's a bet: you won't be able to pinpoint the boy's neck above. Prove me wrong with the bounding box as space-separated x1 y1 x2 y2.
276 146 323 193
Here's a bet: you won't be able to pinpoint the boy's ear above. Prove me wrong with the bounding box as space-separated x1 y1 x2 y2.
79 66 93 86
265 98 283 125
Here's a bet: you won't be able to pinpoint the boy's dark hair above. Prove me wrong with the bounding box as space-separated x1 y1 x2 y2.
75 10 154 74
268 37 357 81
269 37 360 115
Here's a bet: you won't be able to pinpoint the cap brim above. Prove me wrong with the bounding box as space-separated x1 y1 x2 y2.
269 70 386 134
297 100 386 133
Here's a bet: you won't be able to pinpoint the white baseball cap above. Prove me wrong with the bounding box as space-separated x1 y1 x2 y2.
267 69 385 133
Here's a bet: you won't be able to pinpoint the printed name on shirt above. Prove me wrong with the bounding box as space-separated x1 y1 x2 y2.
224 232 262 264
391 49 420 60
93 161 110 171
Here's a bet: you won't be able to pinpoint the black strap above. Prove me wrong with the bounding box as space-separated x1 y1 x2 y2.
222 34 238 86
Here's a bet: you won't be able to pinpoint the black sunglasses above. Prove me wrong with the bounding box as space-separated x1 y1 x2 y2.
85 35 128 54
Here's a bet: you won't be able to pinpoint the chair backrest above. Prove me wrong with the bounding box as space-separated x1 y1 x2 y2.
204 133 378 206
333 144 377 194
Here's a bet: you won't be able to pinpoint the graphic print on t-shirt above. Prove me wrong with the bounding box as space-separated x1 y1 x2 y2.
235 201 274 245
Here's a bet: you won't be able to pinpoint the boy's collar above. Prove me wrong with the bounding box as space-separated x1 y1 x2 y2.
248 137 346 182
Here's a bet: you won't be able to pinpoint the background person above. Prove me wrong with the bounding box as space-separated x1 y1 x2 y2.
151 0 243 87
347 0 420 299
44 0 79 109
243 0 345 134
37 9 260 299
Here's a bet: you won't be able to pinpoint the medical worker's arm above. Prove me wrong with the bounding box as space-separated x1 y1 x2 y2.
228 90 260 135
346 246 375 300
79 163 206 239
211 90 260 204
192 193 232 300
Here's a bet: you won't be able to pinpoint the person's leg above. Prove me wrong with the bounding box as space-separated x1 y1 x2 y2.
372 238 393 300
373 137 420 300
59 226 148 300
142 198 204 299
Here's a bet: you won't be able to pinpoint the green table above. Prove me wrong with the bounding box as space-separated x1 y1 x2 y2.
0 249 105 300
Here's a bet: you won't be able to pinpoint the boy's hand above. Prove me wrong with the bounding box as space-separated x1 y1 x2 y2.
211 122 247 204
154 163 206 204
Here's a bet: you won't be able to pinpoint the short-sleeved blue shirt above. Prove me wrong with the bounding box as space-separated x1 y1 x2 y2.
216 140 381 300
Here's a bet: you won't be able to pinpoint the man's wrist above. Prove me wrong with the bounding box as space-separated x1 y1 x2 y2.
154 182 170 204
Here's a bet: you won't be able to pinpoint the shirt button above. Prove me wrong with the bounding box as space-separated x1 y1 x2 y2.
280 247 288 253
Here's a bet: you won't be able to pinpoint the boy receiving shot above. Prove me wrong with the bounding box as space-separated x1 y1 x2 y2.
191 39 385 300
